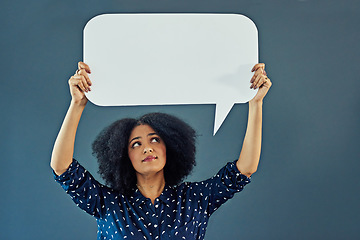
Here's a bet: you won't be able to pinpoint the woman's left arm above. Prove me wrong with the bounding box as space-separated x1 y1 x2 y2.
236 63 272 177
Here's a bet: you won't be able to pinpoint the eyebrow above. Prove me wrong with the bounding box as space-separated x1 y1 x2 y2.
128 132 158 145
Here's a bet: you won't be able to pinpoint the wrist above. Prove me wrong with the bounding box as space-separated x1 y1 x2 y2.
249 99 263 107
70 98 87 108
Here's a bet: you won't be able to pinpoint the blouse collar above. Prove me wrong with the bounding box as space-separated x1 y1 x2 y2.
130 184 174 207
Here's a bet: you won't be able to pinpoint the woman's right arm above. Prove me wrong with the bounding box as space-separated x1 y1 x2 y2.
50 62 92 176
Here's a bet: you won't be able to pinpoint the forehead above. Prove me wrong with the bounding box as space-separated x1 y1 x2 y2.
129 124 156 139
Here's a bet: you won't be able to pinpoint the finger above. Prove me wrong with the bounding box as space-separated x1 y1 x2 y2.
251 68 262 83
74 74 90 92
78 61 91 73
69 76 85 92
69 75 79 86
256 67 264 75
77 80 87 93
251 63 265 72
258 76 272 89
80 75 91 91
251 67 266 84
255 75 267 89
76 69 92 86
70 76 88 92
251 67 264 85
251 74 262 89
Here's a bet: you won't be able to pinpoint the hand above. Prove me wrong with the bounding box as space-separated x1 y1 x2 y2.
68 61 92 105
250 63 272 103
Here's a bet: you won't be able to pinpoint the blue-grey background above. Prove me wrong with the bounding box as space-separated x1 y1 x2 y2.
1 0 359 239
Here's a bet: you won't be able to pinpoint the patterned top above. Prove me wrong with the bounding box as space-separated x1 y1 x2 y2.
54 159 250 240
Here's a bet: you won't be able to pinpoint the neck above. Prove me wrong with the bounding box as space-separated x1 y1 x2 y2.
136 171 165 204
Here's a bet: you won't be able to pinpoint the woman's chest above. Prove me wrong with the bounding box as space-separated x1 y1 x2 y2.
97 198 209 240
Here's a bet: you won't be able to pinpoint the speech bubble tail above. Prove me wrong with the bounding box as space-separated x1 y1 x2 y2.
213 102 235 135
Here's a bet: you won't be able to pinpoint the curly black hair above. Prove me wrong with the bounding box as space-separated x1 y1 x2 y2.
92 112 196 195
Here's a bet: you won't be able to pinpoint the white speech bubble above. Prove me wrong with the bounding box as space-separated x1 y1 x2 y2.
84 14 258 135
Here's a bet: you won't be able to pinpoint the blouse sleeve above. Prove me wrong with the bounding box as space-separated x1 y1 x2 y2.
193 160 251 216
53 159 105 219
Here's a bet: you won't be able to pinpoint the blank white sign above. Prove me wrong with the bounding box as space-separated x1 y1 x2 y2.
84 13 258 134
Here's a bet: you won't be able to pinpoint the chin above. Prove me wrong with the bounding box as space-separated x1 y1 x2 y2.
138 162 165 175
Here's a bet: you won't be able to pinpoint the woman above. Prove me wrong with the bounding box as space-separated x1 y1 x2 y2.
51 62 271 240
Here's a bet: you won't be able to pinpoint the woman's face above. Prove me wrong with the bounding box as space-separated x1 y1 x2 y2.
128 124 166 177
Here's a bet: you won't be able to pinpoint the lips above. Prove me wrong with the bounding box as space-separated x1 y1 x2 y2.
142 155 157 162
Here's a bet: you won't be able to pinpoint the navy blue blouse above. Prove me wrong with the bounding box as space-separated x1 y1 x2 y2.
54 159 250 240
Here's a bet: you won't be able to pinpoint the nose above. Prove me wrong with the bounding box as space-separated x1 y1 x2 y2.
143 146 153 154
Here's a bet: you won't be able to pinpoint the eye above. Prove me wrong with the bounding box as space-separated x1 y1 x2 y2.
131 141 141 148
151 137 160 143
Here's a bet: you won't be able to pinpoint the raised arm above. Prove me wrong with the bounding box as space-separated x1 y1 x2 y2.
236 63 272 177
50 62 92 176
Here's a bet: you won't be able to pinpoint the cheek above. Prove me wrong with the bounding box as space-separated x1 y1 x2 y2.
128 151 141 171
163 147 167 156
